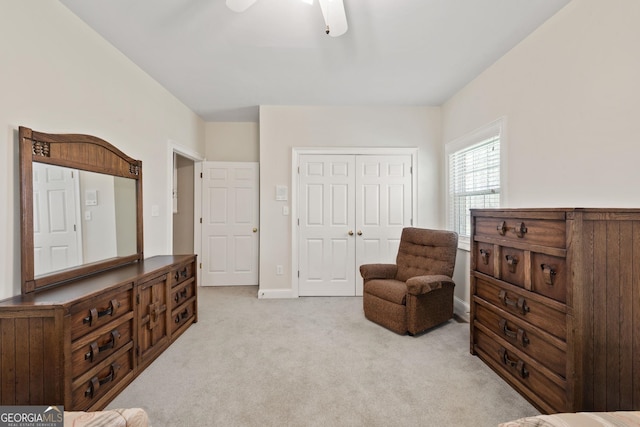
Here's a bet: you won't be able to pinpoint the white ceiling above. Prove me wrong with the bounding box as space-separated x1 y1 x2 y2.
59 0 570 122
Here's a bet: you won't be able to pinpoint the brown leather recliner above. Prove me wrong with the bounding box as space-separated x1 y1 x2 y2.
360 227 458 335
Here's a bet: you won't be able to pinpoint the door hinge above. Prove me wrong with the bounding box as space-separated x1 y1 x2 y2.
297 166 300 174
200 172 203 178
297 218 299 226
200 218 203 224
136 294 140 304
199 262 202 269
136 345 140 356
73 224 76 232
410 166 413 174
298 270 300 278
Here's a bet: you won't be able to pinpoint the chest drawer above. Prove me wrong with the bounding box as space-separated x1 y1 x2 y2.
474 327 566 413
475 277 566 340
71 345 134 411
70 287 134 341
170 261 195 288
171 299 196 335
531 253 567 303
475 242 495 276
474 302 566 377
70 314 134 380
474 216 566 249
499 247 525 288
171 278 196 310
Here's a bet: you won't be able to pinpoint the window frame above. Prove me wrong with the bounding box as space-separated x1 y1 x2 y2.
445 118 506 251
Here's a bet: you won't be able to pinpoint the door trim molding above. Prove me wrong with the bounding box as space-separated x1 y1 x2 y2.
291 147 418 298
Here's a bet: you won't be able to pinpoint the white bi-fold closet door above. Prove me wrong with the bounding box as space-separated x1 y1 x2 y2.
298 153 413 296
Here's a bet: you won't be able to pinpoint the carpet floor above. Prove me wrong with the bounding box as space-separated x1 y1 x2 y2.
107 286 539 426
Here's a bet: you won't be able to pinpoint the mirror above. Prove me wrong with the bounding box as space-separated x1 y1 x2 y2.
20 127 143 293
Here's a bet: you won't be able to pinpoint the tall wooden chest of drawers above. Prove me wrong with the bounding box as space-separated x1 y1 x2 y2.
0 255 197 411
471 208 640 413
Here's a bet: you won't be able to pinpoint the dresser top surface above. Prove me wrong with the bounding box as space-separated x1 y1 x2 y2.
0 255 196 308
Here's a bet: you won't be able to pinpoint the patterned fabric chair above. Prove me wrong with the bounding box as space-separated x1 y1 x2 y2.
359 228 458 335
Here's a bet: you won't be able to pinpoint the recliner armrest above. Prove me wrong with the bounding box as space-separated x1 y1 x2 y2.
359 264 397 281
405 275 455 296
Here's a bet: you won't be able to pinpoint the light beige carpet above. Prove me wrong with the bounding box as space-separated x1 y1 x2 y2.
108 286 539 426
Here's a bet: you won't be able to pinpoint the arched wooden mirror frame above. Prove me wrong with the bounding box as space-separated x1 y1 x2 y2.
19 126 143 293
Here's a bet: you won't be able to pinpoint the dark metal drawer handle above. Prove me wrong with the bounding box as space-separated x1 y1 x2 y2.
499 347 529 379
84 363 120 398
541 264 556 286
83 299 120 326
498 319 530 347
174 288 188 303
85 330 121 362
513 222 528 238
479 249 491 265
174 268 188 282
505 255 519 273
497 221 508 236
174 308 189 324
498 290 530 315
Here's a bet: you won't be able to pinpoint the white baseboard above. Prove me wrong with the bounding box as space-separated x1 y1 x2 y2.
454 296 470 323
257 288 298 299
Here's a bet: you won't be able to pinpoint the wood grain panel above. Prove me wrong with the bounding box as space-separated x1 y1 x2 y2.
634 222 640 409
618 221 633 409
605 221 620 409
592 221 608 411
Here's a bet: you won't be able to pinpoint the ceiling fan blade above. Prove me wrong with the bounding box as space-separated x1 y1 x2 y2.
226 0 258 13
319 0 348 37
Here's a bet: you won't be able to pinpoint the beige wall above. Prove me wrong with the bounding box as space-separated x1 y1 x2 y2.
205 122 259 162
442 0 640 314
258 106 442 296
0 1 205 299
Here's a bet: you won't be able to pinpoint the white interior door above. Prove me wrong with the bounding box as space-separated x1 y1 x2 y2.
202 162 259 286
298 153 413 297
298 155 356 296
355 155 412 295
32 163 82 276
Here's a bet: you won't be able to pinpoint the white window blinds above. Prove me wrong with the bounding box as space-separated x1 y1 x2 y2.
448 134 501 243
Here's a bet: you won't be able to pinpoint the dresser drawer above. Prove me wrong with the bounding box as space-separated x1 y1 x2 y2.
531 253 567 303
499 247 525 288
70 314 134 380
171 299 196 335
171 278 196 310
474 242 495 276
170 261 195 288
70 287 134 341
71 345 134 411
474 302 566 377
475 216 566 249
475 277 566 340
474 327 566 413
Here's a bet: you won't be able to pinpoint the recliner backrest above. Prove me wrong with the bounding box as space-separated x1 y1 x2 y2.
395 228 458 282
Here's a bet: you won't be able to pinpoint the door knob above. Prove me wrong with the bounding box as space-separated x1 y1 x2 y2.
348 230 354 236
357 230 362 236
253 228 258 233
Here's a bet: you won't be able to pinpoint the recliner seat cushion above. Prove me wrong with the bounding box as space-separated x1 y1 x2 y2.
364 279 407 305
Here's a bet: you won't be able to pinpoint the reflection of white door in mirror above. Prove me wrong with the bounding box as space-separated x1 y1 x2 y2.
32 163 83 276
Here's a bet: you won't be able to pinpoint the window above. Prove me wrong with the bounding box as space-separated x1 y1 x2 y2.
446 119 503 250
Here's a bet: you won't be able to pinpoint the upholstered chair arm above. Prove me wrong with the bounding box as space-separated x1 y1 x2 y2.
359 264 397 281
405 275 455 296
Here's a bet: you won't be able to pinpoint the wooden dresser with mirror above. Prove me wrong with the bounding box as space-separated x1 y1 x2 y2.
0 127 197 411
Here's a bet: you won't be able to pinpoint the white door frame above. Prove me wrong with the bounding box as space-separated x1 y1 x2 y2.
291 147 418 298
167 141 204 286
